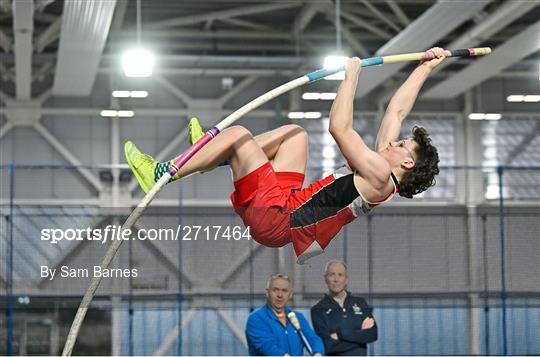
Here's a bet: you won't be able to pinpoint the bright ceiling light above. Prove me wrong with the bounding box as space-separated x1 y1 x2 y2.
122 48 155 77
323 55 348 69
302 92 337 100
288 112 304 119
323 55 347 80
100 110 118 117
130 90 149 98
484 113 502 120
320 92 337 100
524 95 540 102
506 94 540 102
112 90 131 98
506 95 524 102
485 185 500 200
117 110 135 117
304 112 322 119
322 146 336 159
112 90 149 98
100 110 135 118
468 113 502 120
288 112 322 119
468 113 485 120
302 92 321 100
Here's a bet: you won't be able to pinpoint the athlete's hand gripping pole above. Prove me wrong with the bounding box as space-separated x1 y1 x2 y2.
62 46 491 356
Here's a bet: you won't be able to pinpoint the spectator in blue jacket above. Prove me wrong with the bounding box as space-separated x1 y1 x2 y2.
246 274 325 356
311 261 377 356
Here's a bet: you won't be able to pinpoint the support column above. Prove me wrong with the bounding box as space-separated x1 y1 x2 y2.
293 255 304 306
49 303 60 356
111 216 122 356
462 91 485 355
277 247 286 274
111 296 122 356
20 319 28 355
467 206 482 356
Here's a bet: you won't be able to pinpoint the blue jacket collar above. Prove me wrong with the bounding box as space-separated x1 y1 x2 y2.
264 303 292 322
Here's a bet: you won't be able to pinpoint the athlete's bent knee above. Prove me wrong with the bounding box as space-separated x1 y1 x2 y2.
228 126 255 150
284 124 308 143
228 125 253 138
283 124 306 135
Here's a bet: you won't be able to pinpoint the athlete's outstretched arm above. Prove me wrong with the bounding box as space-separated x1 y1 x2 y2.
329 58 390 187
375 47 446 151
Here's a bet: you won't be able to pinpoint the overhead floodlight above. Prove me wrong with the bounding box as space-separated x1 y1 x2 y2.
302 92 321 100
117 110 135 117
484 113 502 120
468 113 485 120
100 110 118 117
469 113 502 120
130 90 149 98
524 95 540 102
304 112 322 119
320 92 337 100
287 111 323 119
302 92 337 100
506 95 524 102
506 94 540 103
288 112 305 119
112 90 131 98
322 146 336 159
100 110 135 118
112 90 149 98
485 185 500 200
323 55 348 80
122 48 155 77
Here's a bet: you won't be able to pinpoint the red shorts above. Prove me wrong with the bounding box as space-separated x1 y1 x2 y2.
230 162 304 248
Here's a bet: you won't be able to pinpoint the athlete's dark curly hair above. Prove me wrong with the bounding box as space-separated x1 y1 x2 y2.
398 126 440 199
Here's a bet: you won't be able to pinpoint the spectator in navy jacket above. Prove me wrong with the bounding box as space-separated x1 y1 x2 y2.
246 274 325 356
311 261 377 355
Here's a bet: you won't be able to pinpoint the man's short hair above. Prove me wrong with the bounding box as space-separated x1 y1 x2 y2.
324 260 348 276
266 274 292 289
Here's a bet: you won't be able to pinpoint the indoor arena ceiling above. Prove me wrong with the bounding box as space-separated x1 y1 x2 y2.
0 0 539 100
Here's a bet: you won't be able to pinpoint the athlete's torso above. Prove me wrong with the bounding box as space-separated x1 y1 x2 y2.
287 165 398 250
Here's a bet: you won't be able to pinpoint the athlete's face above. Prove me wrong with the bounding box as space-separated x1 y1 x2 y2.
385 137 418 170
266 278 292 312
325 262 348 296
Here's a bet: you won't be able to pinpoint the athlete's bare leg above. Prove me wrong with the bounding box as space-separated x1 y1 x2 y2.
253 124 308 174
126 124 309 193
172 126 269 181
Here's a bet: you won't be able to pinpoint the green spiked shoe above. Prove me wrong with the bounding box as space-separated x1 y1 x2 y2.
125 141 173 193
188 117 217 173
188 117 205 145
